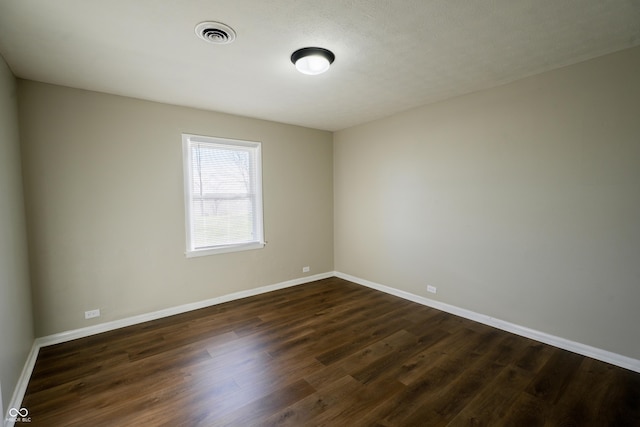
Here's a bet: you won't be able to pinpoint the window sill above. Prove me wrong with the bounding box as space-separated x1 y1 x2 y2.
185 241 265 258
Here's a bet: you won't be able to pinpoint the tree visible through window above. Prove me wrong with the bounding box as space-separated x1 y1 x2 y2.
182 134 264 257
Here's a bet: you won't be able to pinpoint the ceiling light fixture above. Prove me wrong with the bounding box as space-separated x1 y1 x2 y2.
291 47 335 75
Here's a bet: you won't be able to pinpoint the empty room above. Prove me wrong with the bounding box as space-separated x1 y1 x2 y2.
1 1 639 426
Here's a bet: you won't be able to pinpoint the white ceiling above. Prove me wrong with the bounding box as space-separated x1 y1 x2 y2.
1 0 639 131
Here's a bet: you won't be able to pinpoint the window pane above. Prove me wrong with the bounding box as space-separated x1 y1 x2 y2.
191 144 252 196
191 198 255 248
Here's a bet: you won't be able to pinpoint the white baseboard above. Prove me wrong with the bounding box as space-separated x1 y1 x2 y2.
4 341 38 427
334 271 640 373
5 271 333 423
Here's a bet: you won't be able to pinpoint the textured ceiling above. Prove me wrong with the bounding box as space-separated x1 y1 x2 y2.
1 0 639 131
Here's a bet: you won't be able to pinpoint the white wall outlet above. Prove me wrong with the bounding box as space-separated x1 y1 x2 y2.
427 285 437 294
302 266 310 273
84 309 101 319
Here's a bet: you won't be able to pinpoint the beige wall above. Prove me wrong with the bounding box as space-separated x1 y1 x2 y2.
0 56 33 412
335 46 640 360
18 81 334 336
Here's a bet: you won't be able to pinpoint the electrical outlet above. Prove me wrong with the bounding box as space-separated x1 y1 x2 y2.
302 266 310 273
427 285 437 294
84 309 101 319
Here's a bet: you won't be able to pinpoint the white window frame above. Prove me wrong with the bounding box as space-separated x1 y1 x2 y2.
182 133 265 257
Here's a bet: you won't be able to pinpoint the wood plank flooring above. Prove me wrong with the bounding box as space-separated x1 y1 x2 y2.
21 277 640 426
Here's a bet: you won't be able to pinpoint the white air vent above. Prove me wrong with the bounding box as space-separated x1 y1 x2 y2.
195 21 236 44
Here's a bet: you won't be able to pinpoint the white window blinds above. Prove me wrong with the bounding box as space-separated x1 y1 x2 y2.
182 134 264 257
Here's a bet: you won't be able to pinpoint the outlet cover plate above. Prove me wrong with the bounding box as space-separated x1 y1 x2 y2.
85 309 101 319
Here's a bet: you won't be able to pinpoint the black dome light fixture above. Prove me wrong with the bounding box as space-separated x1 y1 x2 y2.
291 47 335 75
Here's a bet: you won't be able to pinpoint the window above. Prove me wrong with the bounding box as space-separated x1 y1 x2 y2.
182 134 264 257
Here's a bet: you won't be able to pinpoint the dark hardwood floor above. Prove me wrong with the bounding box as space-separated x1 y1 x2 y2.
21 277 640 426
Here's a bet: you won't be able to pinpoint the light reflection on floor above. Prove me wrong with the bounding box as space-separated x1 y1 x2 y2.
184 333 277 420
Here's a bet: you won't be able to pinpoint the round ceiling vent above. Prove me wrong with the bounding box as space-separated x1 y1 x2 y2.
195 21 236 44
